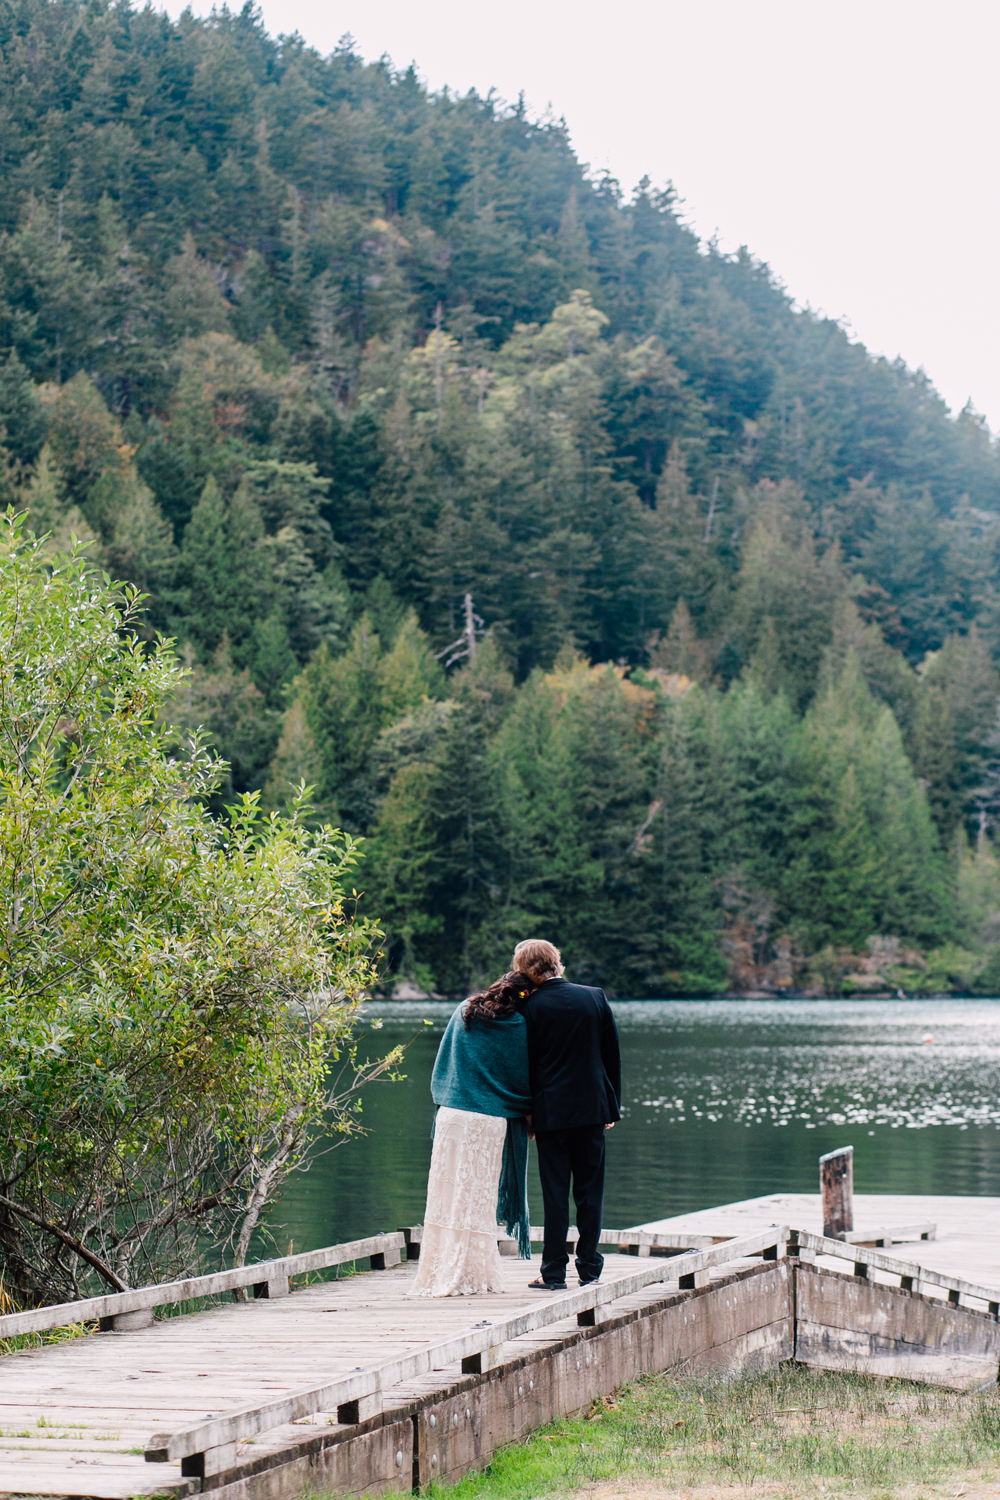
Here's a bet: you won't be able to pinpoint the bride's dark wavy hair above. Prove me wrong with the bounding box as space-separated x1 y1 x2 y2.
463 970 534 1028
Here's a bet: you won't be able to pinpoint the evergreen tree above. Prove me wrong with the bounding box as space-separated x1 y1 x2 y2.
920 625 1000 830
161 233 232 344
730 482 845 710
493 654 659 990
647 443 716 628
47 372 128 514
956 831 1000 955
714 675 800 901
0 352 46 468
296 610 444 833
367 762 442 991
819 599 918 740
425 642 516 992
909 683 960 841
250 614 299 708
651 686 729 994
178 476 276 667
821 764 879 947
260 698 326 816
648 598 713 683
792 656 950 947
163 639 277 797
101 476 177 632
20 445 97 558
856 486 967 659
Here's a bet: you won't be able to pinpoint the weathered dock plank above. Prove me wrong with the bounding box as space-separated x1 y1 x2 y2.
795 1264 1000 1388
146 1228 786 1471
205 1417 416 1500
0 1253 646 1497
408 1267 792 1490
0 1237 406 1342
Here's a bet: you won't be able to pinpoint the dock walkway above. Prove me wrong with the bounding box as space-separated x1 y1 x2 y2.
0 1249 662 1498
3 1199 1000 1499
639 1193 1000 1287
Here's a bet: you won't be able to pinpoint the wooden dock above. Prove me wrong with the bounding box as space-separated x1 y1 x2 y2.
638 1192 1000 1287
0 1242 712 1500
1 1199 999 1500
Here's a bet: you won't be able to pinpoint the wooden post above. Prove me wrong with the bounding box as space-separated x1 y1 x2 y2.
370 1244 401 1270
337 1394 381 1425
820 1146 854 1239
253 1275 290 1299
99 1308 154 1331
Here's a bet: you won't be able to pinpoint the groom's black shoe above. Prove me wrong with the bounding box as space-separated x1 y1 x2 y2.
528 1277 567 1291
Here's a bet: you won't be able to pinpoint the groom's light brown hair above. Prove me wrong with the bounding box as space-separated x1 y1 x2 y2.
512 939 564 983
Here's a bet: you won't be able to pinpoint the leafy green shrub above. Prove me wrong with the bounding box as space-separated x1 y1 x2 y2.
0 515 398 1305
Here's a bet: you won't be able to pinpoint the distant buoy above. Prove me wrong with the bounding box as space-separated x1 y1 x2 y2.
923 1034 934 1044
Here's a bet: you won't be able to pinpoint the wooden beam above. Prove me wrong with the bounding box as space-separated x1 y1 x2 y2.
614 1231 717 1255
795 1263 1000 1389
0 1232 406 1340
791 1229 1000 1310
842 1223 936 1246
404 1225 717 1252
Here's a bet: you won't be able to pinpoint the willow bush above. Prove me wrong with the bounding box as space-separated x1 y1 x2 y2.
0 514 398 1305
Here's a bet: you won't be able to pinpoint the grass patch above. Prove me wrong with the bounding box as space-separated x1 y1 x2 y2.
0 1271 95 1353
424 1364 1000 1500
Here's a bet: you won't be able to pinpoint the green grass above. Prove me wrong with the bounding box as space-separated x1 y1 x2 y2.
424 1365 1000 1500
0 1271 94 1354
0 1318 91 1355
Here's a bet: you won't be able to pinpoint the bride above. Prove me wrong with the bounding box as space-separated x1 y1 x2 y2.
409 970 533 1297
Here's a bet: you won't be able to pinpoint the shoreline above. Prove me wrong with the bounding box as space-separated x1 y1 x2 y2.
369 990 997 1004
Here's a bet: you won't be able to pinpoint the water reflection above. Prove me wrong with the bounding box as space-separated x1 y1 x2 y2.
276 999 1000 1254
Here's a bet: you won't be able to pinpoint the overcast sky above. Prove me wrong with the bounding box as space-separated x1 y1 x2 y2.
165 0 1000 431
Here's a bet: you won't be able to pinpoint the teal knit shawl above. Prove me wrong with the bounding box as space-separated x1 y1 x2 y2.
430 1003 532 1258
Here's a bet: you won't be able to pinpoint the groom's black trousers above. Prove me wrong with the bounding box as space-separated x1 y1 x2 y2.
535 1124 606 1285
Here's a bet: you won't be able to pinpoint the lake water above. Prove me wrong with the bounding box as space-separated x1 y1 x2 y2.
277 999 1000 1255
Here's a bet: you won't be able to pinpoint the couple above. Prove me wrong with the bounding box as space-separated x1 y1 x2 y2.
410 939 621 1297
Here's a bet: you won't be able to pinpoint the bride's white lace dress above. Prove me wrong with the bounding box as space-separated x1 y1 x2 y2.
408 1105 507 1297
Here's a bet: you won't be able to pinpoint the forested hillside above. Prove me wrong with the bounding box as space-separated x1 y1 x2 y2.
4 0 1000 995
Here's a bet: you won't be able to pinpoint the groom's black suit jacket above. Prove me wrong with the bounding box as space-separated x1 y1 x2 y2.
523 976 622 1132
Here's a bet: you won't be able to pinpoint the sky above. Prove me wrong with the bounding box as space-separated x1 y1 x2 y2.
165 0 1000 430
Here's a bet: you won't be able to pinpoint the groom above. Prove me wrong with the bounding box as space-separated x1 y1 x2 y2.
513 939 621 1290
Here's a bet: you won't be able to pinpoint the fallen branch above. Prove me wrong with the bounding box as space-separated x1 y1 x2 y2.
0 1193 129 1293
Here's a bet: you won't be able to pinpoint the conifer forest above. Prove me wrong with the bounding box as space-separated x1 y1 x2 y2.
5 0 1000 999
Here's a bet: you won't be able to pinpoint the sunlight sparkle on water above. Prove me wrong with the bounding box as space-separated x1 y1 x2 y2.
276 998 1000 1250
615 1000 1000 1131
